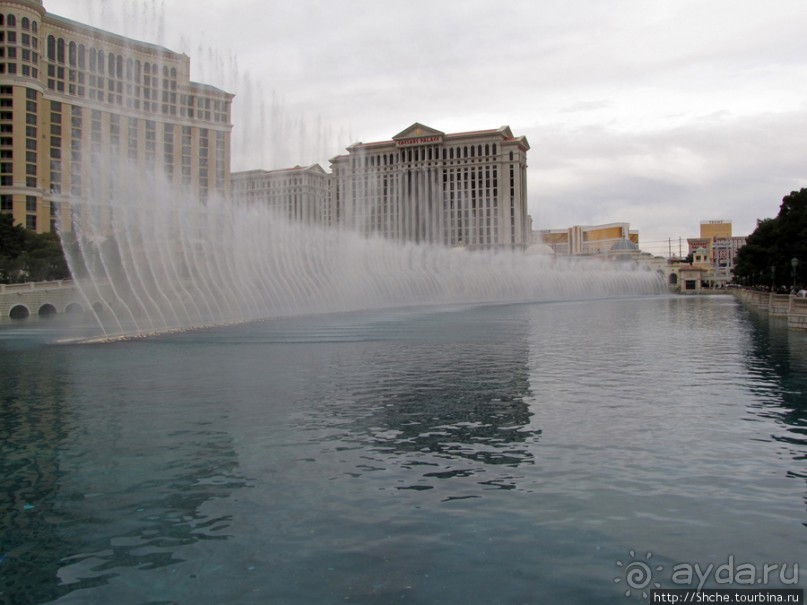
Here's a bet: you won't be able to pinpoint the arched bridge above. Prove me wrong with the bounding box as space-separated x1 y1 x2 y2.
0 280 87 320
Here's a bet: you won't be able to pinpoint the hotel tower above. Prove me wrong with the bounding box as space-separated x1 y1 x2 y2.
330 123 531 249
234 123 532 250
0 0 232 233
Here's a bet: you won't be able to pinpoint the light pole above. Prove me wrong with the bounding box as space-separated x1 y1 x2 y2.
771 265 776 292
791 257 799 293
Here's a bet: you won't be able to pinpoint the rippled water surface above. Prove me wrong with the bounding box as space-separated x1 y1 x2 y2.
1 295 805 604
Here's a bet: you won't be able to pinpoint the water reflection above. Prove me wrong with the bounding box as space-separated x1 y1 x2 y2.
0 345 73 604
740 309 807 513
1 299 805 605
0 339 249 604
293 308 541 496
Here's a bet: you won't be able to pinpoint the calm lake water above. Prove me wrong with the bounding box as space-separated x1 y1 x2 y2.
0 295 805 604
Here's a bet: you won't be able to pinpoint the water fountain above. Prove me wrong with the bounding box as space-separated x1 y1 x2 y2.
58 157 665 342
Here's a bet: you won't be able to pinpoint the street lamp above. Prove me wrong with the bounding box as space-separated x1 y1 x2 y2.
771 265 776 292
792 257 799 293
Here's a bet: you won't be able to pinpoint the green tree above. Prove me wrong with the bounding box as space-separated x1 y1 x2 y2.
0 214 70 284
734 188 807 290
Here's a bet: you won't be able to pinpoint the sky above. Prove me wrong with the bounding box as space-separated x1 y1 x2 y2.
44 0 807 256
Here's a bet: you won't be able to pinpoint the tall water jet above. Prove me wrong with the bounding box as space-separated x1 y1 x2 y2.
59 156 665 341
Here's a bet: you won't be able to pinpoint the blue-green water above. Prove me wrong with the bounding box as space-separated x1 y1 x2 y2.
0 295 805 604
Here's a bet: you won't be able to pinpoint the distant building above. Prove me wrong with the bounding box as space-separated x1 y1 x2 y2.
678 265 708 294
0 0 233 233
537 223 639 256
330 123 531 249
232 164 329 226
234 123 532 250
687 220 746 287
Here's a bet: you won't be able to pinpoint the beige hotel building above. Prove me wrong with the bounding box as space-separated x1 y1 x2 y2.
232 164 330 226
330 123 531 249
0 0 232 233
233 123 532 250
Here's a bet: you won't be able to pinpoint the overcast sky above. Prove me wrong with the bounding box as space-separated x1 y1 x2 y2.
45 0 807 255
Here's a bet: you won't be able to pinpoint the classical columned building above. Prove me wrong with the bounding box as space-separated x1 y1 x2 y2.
329 123 531 249
231 164 330 226
0 0 232 233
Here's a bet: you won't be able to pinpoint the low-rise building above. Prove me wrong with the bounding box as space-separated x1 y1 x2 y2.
537 223 639 256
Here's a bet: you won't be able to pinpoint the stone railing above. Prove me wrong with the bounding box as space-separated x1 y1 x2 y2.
769 293 791 317
789 297 807 331
733 289 807 331
0 279 83 319
0 279 74 293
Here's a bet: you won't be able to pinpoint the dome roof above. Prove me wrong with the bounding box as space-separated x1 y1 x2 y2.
610 238 639 252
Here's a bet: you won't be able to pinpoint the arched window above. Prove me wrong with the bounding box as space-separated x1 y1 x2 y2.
89 48 96 72
116 55 122 78
56 37 65 64
478 144 482 156
134 60 141 82
463 146 468 158
0 15 5 27
78 44 85 69
21 17 29 30
485 144 490 156
108 52 114 76
31 21 37 33
47 35 55 61
492 144 497 156
68 41 76 67
170 67 176 80
7 14 15 27
126 58 132 80
97 50 104 74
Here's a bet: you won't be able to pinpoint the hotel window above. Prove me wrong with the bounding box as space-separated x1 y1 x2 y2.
109 113 120 153
163 124 174 176
181 126 191 184
90 109 101 155
199 128 209 197
70 106 82 195
144 120 156 165
127 117 138 160
26 214 36 230
215 131 225 189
